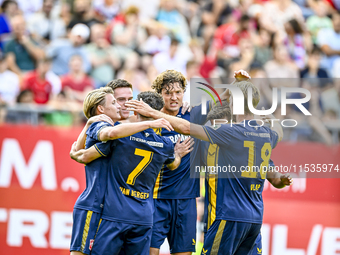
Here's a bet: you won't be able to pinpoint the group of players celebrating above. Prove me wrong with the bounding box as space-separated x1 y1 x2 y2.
68 69 293 255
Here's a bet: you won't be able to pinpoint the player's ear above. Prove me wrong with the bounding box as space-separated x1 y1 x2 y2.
97 105 104 114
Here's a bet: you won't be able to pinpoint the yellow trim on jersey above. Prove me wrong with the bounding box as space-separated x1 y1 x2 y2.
211 220 226 254
203 126 214 144
207 144 219 230
153 168 163 198
94 144 107 157
80 210 93 252
152 127 162 135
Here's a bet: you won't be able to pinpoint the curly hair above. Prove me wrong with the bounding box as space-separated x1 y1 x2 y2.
106 79 133 91
152 70 187 94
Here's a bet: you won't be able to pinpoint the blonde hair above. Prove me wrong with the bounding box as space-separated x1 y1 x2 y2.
233 80 260 115
83 87 114 119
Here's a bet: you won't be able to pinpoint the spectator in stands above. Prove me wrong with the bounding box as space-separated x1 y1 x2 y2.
0 0 19 49
153 37 188 75
92 0 121 22
213 14 252 69
0 53 20 105
253 28 273 66
5 89 34 124
85 23 120 88
110 6 147 57
306 0 333 44
22 58 53 104
117 51 150 99
142 22 170 55
4 14 45 77
283 19 309 69
27 0 67 44
68 0 100 29
317 11 340 71
156 0 191 44
260 0 304 35
264 44 299 82
196 0 233 52
61 55 94 102
182 60 203 104
46 23 91 76
301 46 331 89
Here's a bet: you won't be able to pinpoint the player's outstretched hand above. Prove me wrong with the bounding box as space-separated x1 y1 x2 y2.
149 118 174 132
126 99 154 118
181 101 192 114
280 174 293 186
87 114 115 126
174 137 194 158
234 70 251 81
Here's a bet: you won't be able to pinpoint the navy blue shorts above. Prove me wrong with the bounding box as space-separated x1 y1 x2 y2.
201 220 261 255
91 219 153 255
251 234 262 255
70 209 102 255
151 198 197 253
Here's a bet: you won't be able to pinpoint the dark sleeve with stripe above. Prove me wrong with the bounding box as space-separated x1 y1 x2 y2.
190 101 211 125
202 124 233 148
93 141 116 157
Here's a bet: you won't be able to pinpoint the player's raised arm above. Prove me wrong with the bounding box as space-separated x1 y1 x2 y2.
97 118 173 141
75 114 115 151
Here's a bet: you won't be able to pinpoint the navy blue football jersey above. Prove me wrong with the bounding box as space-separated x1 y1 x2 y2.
101 128 175 226
153 102 210 199
202 120 279 224
73 121 118 213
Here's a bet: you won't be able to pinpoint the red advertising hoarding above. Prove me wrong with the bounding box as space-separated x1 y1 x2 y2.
0 125 339 255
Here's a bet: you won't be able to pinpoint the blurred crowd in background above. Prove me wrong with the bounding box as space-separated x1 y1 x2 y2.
0 0 340 145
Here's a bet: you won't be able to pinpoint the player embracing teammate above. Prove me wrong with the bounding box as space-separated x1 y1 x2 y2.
70 70 293 255
126 70 293 255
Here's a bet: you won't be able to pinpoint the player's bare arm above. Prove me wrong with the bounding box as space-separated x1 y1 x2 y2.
266 171 293 189
98 118 173 141
167 137 195 170
126 100 210 142
75 114 115 150
70 142 102 164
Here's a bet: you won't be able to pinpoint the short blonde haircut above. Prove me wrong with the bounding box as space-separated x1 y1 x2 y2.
83 87 114 119
233 80 260 115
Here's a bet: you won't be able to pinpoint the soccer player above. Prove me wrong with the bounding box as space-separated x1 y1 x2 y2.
149 70 211 255
202 103 293 255
126 70 285 255
69 87 174 255
71 91 193 255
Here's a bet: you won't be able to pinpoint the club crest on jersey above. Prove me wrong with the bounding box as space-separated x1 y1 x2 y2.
145 132 150 137
192 239 196 245
257 248 262 254
202 248 208 254
213 124 221 130
89 239 94 250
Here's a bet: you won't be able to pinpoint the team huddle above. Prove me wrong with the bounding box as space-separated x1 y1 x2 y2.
69 69 293 255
